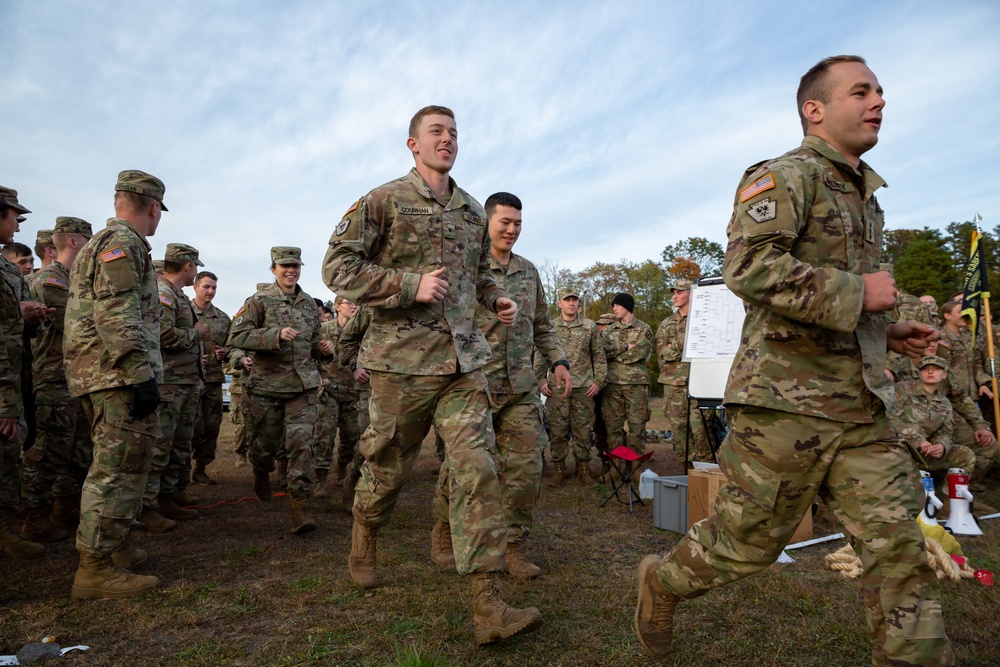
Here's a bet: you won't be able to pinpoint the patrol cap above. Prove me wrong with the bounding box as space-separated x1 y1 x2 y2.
271 246 303 266
115 170 168 211
0 186 31 214
35 229 55 247
164 242 204 266
671 278 693 292
54 217 93 238
558 287 579 300
918 356 948 372
597 312 616 325
152 259 165 273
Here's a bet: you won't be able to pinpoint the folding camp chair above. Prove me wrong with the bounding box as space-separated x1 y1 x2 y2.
600 446 653 513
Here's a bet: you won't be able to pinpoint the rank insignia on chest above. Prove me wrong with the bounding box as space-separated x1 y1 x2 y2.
746 198 777 223
100 247 127 262
866 219 875 243
44 276 66 289
159 294 174 306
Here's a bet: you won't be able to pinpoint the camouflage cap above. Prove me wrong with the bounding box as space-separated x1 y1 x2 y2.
597 312 617 325
35 229 55 247
115 170 168 211
0 186 31 214
558 287 580 300
164 242 204 266
271 246 303 266
152 259 165 273
671 278 694 292
54 216 94 238
918 356 948 372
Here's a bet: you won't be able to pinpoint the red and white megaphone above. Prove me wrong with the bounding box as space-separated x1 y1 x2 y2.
945 468 982 536
918 470 943 527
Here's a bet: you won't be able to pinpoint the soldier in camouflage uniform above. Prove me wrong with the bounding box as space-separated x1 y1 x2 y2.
190 271 231 485
137 244 207 531
64 170 167 598
224 347 251 467
635 57 952 665
886 292 936 383
30 228 57 287
656 279 713 465
2 241 34 277
537 287 605 487
891 357 976 474
602 293 653 454
431 192 570 579
19 218 94 544
228 247 332 534
337 304 372 506
323 106 542 645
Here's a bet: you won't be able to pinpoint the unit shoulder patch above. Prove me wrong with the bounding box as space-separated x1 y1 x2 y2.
746 198 777 223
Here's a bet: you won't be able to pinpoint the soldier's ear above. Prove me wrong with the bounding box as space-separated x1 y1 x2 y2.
802 100 824 127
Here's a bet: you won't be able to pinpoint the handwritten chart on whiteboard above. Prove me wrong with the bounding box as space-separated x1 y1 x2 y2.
683 282 745 360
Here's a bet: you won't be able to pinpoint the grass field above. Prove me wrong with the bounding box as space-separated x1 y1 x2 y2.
2 400 999 666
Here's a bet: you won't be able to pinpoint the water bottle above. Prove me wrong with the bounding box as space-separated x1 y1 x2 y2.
638 468 657 500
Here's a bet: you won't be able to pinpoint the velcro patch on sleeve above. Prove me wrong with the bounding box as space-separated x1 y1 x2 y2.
100 247 127 262
740 174 775 202
159 294 174 306
44 276 66 289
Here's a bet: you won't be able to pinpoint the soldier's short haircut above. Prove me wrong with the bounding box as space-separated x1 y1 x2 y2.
52 232 81 251
34 241 55 258
114 189 156 213
1 241 32 259
163 259 188 274
484 192 523 219
408 105 455 138
941 300 962 319
796 55 868 134
195 271 218 284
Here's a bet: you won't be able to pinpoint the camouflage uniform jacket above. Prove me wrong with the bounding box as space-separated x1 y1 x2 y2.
0 255 27 418
891 379 954 455
938 326 989 402
223 347 248 396
655 310 688 386
319 318 358 394
477 253 565 396
29 260 72 387
322 168 509 376
338 306 371 369
227 283 322 398
65 218 163 397
602 317 653 385
158 277 203 385
192 301 230 384
723 136 892 423
534 315 606 390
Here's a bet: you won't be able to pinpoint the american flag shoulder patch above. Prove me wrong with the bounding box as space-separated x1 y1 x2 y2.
159 294 174 306
100 247 127 263
234 305 246 318
740 174 775 202
44 276 67 289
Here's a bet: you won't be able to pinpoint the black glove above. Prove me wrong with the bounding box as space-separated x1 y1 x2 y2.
129 379 161 419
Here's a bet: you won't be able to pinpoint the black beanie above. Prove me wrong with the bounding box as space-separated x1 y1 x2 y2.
612 292 635 313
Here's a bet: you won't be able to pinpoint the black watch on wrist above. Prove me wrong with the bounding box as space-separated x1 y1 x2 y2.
552 360 570 372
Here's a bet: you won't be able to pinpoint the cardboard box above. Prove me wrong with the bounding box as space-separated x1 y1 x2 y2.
687 468 812 543
652 475 689 534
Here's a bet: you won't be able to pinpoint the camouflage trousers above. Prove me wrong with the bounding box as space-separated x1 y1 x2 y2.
656 406 952 666
314 387 361 471
434 388 546 545
20 382 92 508
77 387 159 558
0 421 24 513
229 392 250 456
546 386 595 464
143 384 200 507
914 444 976 475
592 389 607 452
243 390 316 500
355 370 506 575
601 383 648 454
952 413 998 477
191 382 223 466
662 383 713 464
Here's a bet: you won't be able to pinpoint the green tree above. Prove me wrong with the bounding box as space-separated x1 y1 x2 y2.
661 237 724 277
884 227 957 304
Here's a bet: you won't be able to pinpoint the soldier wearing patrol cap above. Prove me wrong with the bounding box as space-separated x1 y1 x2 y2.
656 278 713 465
138 243 209 532
601 293 653 454
26 229 56 289
227 247 333 535
634 57 951 664
64 169 167 598
19 218 95 544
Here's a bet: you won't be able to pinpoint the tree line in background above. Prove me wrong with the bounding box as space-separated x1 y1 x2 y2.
536 220 989 394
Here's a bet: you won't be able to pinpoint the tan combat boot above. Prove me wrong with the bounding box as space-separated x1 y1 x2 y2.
275 459 288 490
191 463 216 485
505 543 542 579
20 505 70 542
576 461 599 488
471 572 543 646
254 468 272 501
50 492 81 527
111 533 147 569
349 521 378 588
430 519 455 568
313 468 331 499
289 497 316 535
138 506 177 533
158 496 198 521
634 554 680 659
235 452 250 468
546 460 569 488
71 552 159 599
173 489 200 506
1 520 45 560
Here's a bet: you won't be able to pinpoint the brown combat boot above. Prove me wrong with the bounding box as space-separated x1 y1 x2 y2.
505 542 542 579
471 572 543 646
349 521 378 588
576 461 599 488
71 552 159 599
430 519 455 568
158 496 198 521
546 460 569 488
313 468 331 499
275 459 288 490
634 554 680 659
111 534 147 569
235 452 249 468
50 492 81 527
20 505 70 542
173 489 200 506
289 497 316 535
334 462 348 486
191 463 217 485
1 519 45 560
138 507 177 533
254 468 272 502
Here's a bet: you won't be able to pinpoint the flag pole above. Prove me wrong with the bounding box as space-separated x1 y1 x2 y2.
975 212 1000 439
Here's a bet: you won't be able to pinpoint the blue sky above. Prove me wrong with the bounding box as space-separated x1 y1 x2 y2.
3 1 998 316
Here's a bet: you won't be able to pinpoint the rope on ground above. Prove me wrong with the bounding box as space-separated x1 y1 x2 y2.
824 538 976 582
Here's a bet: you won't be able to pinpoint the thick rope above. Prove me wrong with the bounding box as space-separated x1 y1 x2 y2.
824 538 976 582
